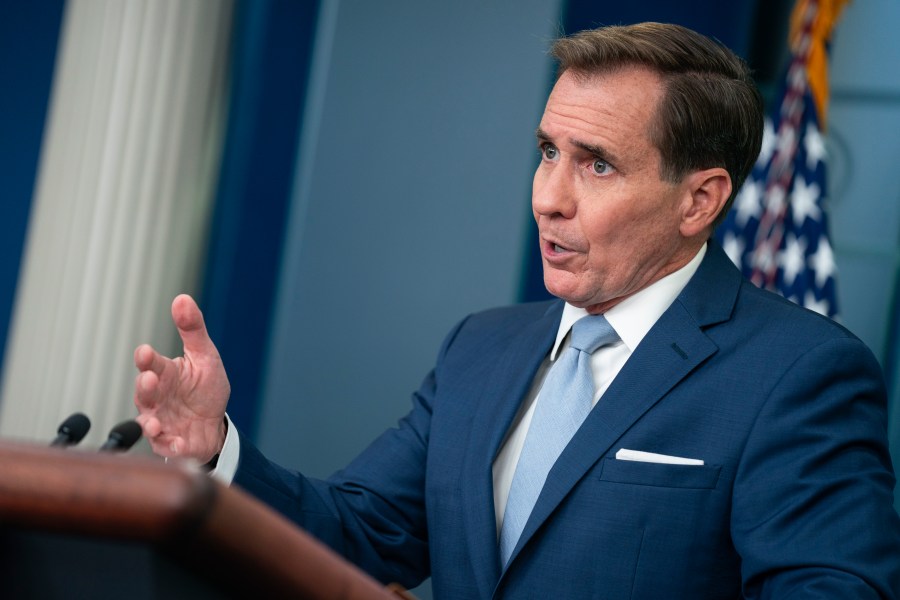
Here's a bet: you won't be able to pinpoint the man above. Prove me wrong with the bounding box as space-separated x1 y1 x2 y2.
134 23 900 598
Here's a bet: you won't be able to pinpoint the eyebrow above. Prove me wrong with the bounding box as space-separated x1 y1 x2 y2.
535 127 619 166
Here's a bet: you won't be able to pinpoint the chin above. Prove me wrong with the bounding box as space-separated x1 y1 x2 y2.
542 277 584 306
543 275 606 310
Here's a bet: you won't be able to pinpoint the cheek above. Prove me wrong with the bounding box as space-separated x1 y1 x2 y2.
581 202 666 262
580 208 628 252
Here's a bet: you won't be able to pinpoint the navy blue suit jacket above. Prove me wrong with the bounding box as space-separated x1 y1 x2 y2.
234 242 900 598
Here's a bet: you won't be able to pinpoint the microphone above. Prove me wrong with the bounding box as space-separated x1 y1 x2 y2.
50 412 91 447
99 420 143 452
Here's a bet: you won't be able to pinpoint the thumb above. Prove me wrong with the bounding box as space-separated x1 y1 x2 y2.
171 294 217 359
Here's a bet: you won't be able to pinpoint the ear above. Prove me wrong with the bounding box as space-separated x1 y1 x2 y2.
679 168 732 238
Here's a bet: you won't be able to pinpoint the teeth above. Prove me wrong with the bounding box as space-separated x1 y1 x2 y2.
554 244 566 252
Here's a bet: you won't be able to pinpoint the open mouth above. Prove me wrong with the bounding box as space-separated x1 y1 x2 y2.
544 238 575 255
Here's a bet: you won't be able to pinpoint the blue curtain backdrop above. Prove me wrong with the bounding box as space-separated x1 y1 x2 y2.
0 2 67 375
200 0 319 435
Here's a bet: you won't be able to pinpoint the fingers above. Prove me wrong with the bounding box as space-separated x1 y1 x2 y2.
135 414 185 458
136 413 161 438
171 294 219 360
168 437 186 456
134 343 167 375
148 435 184 458
131 294 230 462
134 369 160 411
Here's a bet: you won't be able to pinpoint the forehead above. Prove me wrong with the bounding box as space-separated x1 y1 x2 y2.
540 68 664 156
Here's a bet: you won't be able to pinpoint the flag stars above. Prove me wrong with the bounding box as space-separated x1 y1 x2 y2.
804 122 826 169
765 184 787 216
809 237 836 288
804 291 831 316
779 233 807 287
790 175 822 225
734 180 763 227
752 243 778 274
723 231 746 268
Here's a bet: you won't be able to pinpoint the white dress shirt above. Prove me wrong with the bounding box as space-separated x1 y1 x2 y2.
213 244 709 525
491 244 706 532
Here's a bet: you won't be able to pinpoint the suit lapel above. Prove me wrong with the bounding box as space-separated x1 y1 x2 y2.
500 241 741 572
460 301 563 598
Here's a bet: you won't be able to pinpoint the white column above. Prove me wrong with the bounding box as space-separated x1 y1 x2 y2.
0 0 234 448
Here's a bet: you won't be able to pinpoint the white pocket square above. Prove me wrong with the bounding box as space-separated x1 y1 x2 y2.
615 448 704 466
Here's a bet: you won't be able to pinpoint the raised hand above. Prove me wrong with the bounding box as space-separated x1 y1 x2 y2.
133 294 230 462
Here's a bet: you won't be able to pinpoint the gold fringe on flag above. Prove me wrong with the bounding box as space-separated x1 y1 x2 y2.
789 0 851 129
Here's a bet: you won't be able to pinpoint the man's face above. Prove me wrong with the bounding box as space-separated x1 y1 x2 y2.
533 68 697 314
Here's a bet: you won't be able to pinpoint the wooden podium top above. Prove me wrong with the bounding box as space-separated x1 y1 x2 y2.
0 440 410 599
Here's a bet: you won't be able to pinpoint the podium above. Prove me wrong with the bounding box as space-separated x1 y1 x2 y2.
0 440 411 599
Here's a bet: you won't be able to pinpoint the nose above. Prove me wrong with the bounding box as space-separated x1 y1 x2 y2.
532 162 576 220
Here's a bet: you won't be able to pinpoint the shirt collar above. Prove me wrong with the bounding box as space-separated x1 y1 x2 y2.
551 243 707 359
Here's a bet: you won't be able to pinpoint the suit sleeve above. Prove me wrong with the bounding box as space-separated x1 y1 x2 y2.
732 335 900 599
231 315 471 589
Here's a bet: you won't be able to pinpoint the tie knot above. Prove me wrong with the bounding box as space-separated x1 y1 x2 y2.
569 315 618 354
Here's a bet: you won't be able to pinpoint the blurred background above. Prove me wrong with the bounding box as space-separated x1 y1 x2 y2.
1 1 898 594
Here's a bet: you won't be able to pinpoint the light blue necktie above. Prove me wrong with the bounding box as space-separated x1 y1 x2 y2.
498 314 618 567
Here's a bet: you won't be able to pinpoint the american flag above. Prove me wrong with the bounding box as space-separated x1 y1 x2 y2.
716 0 846 319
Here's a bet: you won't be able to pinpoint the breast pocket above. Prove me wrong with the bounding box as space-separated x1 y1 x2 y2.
598 457 721 489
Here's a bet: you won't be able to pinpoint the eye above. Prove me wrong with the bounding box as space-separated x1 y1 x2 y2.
592 158 612 175
540 143 558 161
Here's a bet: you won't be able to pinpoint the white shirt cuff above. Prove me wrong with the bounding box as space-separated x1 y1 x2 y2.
209 413 240 485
